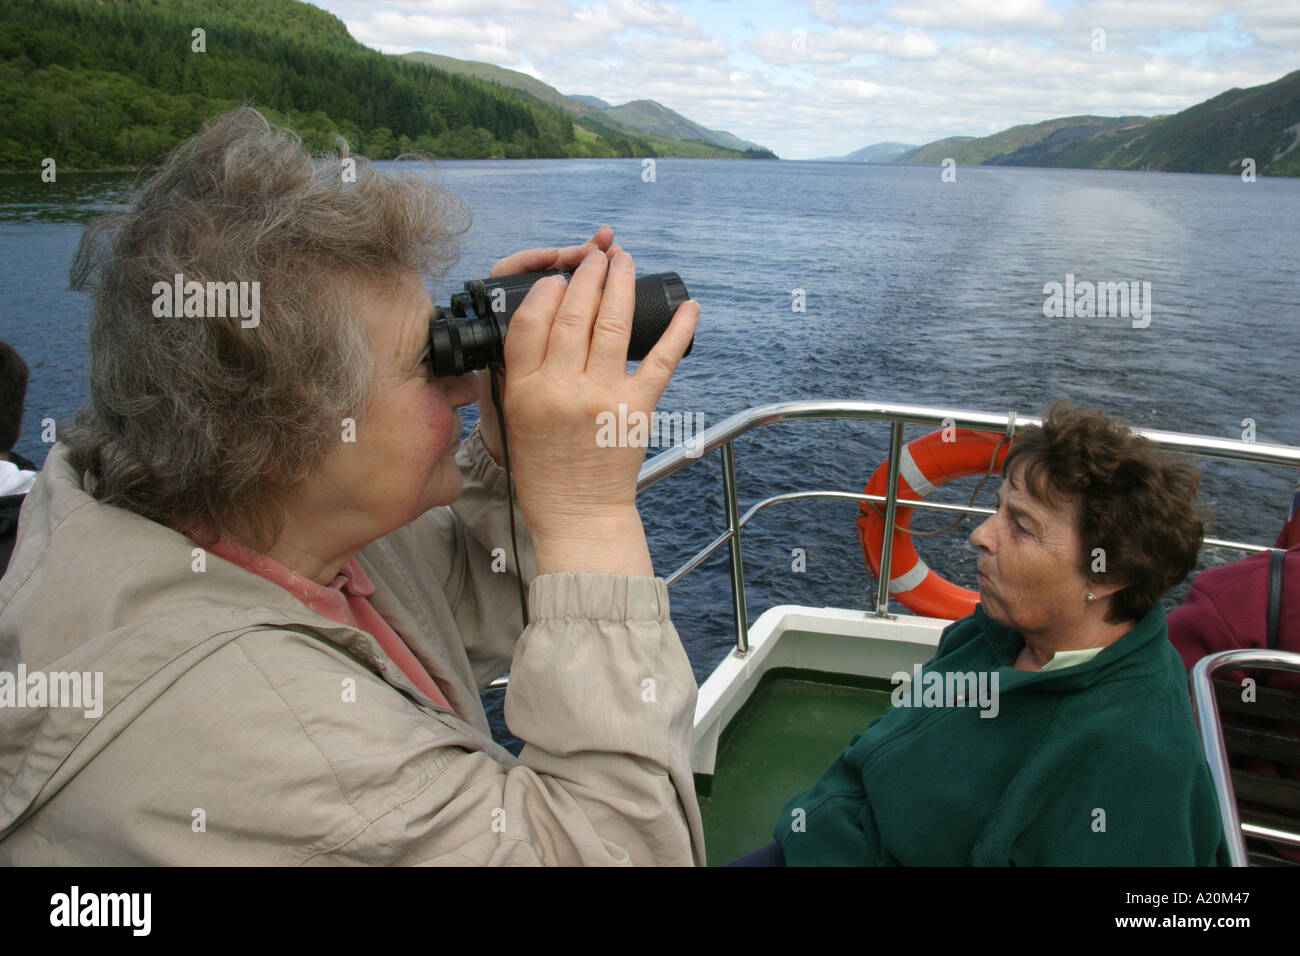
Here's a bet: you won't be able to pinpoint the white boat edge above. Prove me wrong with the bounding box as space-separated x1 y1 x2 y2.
691 605 951 775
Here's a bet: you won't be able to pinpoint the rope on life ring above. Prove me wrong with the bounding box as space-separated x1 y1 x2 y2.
856 428 1011 619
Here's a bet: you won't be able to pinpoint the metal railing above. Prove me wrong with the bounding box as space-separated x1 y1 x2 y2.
636 400 1300 658
1190 648 1300 867
485 400 1299 690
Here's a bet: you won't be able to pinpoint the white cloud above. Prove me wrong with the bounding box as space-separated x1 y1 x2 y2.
1075 0 1226 34
750 25 940 64
347 13 506 55
317 0 1300 160
888 0 1066 31
821 77 887 100
607 0 705 37
798 0 846 26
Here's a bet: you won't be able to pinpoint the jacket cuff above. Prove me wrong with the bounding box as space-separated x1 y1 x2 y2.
528 573 671 622
457 423 509 499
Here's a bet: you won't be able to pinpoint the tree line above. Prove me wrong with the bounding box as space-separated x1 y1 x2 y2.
1 0 666 170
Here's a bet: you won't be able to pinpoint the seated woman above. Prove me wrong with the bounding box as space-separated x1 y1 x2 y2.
0 108 702 865
745 401 1227 865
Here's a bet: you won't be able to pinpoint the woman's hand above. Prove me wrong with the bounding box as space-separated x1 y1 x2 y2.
500 244 699 577
473 226 622 464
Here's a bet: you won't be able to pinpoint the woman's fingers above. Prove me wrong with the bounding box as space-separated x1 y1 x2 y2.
586 252 636 383
503 274 568 377
544 249 608 376
488 226 615 278
489 246 561 278
499 237 696 552
554 226 616 270
633 300 700 397
491 231 694 407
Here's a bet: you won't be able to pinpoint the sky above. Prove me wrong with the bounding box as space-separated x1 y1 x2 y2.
312 0 1300 160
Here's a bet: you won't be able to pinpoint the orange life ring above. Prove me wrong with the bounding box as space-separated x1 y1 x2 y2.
856 428 1010 619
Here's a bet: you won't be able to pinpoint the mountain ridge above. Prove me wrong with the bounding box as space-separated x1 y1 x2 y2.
826 69 1299 176
816 142 918 163
400 51 775 157
889 70 1300 175
0 0 774 169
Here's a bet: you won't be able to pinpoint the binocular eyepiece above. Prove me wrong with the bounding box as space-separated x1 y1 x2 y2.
428 268 692 376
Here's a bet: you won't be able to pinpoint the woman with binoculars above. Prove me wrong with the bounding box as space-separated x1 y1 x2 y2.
0 108 703 866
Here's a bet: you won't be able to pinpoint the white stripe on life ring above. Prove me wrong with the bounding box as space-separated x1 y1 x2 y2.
889 559 931 594
898 447 935 497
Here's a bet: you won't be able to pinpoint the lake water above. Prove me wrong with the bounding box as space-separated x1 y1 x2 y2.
2 159 1298 743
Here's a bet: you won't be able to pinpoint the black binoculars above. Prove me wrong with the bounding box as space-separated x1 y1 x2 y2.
427 268 692 376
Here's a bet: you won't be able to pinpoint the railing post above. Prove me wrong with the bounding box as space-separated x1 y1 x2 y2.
875 421 906 618
721 440 749 656
1191 652 1249 867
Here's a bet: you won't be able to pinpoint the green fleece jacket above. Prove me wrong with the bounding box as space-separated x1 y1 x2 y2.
774 604 1228 865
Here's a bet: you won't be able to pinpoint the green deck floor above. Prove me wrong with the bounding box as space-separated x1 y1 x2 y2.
697 669 894 865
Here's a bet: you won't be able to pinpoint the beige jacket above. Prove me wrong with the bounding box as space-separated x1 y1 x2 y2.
0 428 704 865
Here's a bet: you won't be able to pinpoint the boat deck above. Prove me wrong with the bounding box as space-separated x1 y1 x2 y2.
696 668 893 865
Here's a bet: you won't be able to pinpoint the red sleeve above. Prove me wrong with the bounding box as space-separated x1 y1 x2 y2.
1278 509 1300 549
1166 575 1252 674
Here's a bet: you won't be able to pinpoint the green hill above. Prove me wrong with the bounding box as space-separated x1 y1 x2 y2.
900 136 976 165
402 52 597 118
904 117 1147 165
817 142 918 163
401 52 775 158
902 69 1300 176
597 100 768 154
0 0 752 169
1013 70 1300 175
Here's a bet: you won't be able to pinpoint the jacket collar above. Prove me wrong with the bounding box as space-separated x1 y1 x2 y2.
2 444 407 674
972 601 1168 689
0 444 512 834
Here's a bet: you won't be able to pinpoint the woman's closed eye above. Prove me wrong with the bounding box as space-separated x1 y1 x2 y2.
996 494 1031 537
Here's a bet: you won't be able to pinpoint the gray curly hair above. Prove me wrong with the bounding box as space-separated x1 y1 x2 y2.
64 107 470 551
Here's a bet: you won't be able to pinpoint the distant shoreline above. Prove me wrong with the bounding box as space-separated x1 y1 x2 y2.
5 160 1295 177
1 167 143 175
0 156 785 174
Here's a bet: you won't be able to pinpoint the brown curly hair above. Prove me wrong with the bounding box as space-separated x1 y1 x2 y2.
1002 400 1204 624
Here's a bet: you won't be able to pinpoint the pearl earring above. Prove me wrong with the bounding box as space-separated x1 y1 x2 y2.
1086 592 1096 602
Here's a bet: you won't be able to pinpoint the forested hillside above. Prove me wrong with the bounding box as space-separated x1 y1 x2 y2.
1010 69 1300 175
897 70 1300 176
0 0 671 169
903 117 1146 166
400 51 775 158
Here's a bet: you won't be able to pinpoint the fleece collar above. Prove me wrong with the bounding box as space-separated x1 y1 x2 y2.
969 601 1168 691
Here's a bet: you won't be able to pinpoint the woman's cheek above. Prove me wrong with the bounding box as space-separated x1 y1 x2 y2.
422 390 461 456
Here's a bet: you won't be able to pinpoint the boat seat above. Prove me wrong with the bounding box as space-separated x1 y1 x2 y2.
1191 649 1300 866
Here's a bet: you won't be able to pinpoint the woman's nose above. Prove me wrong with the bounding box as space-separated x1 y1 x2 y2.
969 516 992 553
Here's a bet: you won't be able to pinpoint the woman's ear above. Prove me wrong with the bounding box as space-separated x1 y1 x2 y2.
1086 575 1126 601
1083 544 1125 600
